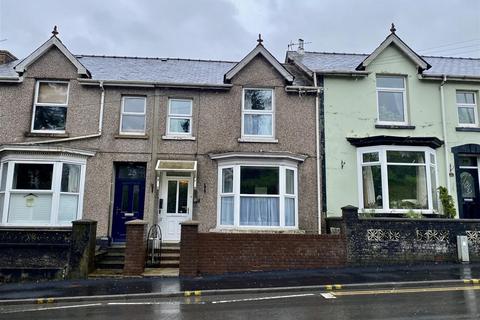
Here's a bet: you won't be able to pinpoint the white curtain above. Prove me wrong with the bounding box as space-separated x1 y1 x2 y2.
244 115 272 135
285 197 295 226
240 197 279 226
362 166 376 207
416 166 428 208
220 196 234 225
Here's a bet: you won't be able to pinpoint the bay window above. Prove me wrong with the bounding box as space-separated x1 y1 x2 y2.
218 162 297 228
32 81 69 133
0 159 85 226
242 88 274 139
358 146 438 213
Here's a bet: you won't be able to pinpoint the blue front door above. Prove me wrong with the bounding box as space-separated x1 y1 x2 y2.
112 163 146 242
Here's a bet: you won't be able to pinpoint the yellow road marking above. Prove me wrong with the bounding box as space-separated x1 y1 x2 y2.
332 285 480 297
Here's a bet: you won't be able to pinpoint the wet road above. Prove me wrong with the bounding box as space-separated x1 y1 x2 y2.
2 285 480 320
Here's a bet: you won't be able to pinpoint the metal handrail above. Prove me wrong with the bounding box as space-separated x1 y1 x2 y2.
146 224 162 267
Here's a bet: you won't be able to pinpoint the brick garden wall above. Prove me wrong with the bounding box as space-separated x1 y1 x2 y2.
335 206 480 265
180 222 347 276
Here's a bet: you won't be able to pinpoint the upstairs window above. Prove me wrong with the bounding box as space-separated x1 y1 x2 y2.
456 91 478 127
32 81 69 133
242 88 274 139
376 76 407 124
167 99 192 136
120 96 146 135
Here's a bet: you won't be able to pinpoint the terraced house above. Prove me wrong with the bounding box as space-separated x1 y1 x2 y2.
288 25 480 220
0 28 320 254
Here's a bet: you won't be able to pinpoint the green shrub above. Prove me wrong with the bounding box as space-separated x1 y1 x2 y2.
404 209 423 219
438 186 456 219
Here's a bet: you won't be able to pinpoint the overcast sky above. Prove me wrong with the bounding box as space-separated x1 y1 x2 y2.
0 0 479 61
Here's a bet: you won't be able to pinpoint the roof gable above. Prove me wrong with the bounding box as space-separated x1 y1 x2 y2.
356 28 431 71
14 36 90 77
225 41 293 83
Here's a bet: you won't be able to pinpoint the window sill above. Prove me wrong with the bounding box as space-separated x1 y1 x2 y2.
375 124 415 130
25 132 69 138
162 135 196 141
456 127 480 132
114 134 149 139
238 137 278 144
210 227 303 234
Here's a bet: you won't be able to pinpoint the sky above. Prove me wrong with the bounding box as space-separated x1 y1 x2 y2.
0 0 479 61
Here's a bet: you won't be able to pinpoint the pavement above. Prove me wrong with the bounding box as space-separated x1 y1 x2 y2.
0 262 479 305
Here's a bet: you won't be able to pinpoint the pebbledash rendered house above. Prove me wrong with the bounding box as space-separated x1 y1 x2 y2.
287 25 480 221
1 25 479 278
0 29 320 254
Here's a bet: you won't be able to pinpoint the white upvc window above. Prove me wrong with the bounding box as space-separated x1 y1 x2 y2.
31 81 70 133
0 159 86 226
242 88 275 139
357 146 438 213
456 91 478 127
217 161 298 229
376 75 407 125
167 99 193 136
120 96 146 135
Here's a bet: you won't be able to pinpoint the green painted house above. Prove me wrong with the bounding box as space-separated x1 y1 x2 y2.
288 26 480 220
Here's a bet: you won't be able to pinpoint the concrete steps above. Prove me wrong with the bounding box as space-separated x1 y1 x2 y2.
94 243 180 271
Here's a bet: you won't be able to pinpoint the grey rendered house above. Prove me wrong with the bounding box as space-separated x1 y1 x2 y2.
287 26 480 220
0 30 320 245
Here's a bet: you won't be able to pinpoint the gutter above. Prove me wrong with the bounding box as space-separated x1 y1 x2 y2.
439 75 451 194
0 76 23 83
78 78 233 90
20 81 106 145
421 74 480 82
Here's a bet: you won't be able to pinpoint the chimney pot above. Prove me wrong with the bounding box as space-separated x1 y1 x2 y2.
298 39 305 55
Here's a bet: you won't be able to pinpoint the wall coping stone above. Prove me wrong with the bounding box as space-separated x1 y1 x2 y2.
181 220 200 226
209 228 306 234
125 219 148 225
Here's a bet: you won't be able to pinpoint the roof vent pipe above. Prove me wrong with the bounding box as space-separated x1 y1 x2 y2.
298 39 305 55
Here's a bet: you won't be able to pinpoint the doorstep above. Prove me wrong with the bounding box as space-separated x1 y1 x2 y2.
89 268 179 279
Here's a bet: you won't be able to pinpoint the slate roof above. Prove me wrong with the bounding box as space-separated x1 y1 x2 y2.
287 51 480 77
77 55 237 85
0 60 20 78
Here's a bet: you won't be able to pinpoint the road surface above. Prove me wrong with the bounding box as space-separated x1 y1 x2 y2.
1 284 479 319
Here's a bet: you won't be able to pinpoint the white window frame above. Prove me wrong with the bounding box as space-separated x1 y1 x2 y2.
456 91 478 127
357 145 438 214
216 159 298 229
166 98 193 136
375 75 408 125
241 88 275 140
0 157 86 227
119 96 147 135
31 80 70 134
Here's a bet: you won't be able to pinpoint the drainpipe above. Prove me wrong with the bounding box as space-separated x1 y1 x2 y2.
314 72 322 234
440 75 451 193
20 81 105 145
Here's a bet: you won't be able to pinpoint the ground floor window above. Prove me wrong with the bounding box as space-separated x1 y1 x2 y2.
0 159 85 226
217 162 298 228
358 146 438 213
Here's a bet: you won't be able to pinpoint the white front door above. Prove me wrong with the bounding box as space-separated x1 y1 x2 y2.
159 173 193 242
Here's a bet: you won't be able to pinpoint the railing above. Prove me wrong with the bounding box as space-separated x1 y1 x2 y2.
146 224 162 267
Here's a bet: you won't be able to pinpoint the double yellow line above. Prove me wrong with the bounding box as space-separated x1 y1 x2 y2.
331 285 480 297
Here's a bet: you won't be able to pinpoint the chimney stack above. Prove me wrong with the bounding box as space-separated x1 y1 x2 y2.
0 50 17 65
297 39 305 55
